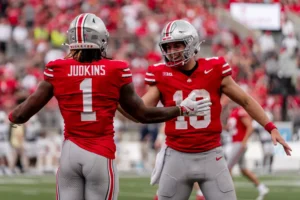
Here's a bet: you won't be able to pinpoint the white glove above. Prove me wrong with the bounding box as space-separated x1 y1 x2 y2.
179 92 212 116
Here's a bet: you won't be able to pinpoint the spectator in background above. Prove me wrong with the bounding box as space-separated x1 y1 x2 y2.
23 115 42 173
278 46 298 95
253 111 275 175
281 14 295 37
282 33 299 55
0 111 11 175
22 1 35 28
12 19 28 54
0 17 12 54
259 31 276 56
265 51 281 94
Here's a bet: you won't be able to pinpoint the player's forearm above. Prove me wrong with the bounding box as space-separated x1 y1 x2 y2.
119 83 180 123
9 96 40 124
9 81 53 124
117 104 139 123
132 106 180 124
241 97 270 127
120 95 180 123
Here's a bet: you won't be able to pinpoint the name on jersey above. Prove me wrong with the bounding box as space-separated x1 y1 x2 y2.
67 65 105 76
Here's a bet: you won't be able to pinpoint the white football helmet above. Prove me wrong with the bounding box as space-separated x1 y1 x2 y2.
67 13 109 53
159 20 201 67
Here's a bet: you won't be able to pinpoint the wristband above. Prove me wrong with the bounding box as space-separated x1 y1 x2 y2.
177 106 182 116
264 122 277 133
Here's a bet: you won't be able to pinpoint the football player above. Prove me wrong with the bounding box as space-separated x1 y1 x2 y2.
8 14 209 200
0 111 11 175
227 103 269 200
121 19 291 200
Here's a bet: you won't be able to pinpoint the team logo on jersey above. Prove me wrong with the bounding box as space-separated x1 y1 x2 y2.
163 72 173 76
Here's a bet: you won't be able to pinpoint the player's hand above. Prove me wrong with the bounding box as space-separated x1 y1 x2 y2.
270 129 292 156
180 92 212 116
154 140 162 150
241 140 248 149
10 123 20 128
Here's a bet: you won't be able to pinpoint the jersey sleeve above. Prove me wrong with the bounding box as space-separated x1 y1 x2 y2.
145 65 157 85
118 61 132 87
218 57 232 77
44 61 55 83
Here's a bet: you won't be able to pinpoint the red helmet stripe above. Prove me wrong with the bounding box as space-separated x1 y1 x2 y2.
165 21 174 37
76 13 88 43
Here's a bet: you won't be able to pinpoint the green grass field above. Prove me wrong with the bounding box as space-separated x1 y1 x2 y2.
0 174 299 200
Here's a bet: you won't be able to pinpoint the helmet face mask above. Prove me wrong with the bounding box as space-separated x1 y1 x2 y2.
67 13 109 56
159 20 201 67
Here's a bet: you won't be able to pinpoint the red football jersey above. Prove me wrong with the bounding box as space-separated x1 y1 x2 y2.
145 57 232 152
131 67 147 96
44 58 132 159
228 107 249 142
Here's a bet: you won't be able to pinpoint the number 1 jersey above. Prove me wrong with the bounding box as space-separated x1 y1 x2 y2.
145 57 232 153
44 58 132 159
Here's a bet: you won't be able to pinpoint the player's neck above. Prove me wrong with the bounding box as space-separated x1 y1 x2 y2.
180 59 196 71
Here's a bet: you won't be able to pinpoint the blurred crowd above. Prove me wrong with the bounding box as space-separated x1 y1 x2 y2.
0 0 300 174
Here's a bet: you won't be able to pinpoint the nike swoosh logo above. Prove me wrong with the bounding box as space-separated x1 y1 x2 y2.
216 156 223 161
187 106 194 111
204 69 213 74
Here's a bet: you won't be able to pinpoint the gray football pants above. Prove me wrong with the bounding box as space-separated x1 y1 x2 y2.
226 142 247 171
56 140 119 200
158 146 236 200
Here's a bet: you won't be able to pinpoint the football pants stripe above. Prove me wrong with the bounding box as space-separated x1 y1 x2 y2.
107 159 115 200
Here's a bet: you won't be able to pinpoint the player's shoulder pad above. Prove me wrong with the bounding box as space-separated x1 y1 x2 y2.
109 59 129 70
110 60 132 79
202 57 227 67
45 59 66 69
148 62 165 71
152 62 165 67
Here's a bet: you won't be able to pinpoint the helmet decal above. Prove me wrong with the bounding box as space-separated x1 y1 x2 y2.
163 21 176 40
159 20 201 67
67 13 109 50
75 13 89 43
164 21 174 37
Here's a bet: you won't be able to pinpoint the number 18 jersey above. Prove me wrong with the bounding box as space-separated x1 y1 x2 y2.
44 58 132 159
145 57 232 153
